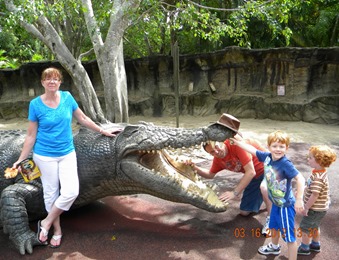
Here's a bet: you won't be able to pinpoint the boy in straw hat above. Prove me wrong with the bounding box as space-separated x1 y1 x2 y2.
188 113 272 235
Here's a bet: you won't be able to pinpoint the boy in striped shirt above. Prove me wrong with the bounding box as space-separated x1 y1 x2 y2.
298 145 337 255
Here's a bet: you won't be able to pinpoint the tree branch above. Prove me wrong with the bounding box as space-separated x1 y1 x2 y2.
4 0 46 43
81 0 104 49
78 48 94 62
187 0 276 12
187 0 239 11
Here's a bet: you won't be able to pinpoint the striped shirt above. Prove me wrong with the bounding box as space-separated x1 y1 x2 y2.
303 169 330 211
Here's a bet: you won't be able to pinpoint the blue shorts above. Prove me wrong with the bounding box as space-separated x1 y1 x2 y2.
269 204 296 242
240 174 264 213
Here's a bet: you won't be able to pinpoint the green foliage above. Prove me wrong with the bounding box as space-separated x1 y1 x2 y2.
124 0 233 57
0 22 50 67
1 0 338 69
289 0 339 46
0 50 19 69
124 0 305 56
1 0 91 67
224 0 298 48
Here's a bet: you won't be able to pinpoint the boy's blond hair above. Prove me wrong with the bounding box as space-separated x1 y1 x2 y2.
309 145 337 168
267 130 290 146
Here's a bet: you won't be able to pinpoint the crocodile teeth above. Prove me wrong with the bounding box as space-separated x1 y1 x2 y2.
208 140 216 149
211 184 218 191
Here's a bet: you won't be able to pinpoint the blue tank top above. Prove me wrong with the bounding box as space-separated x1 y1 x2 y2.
28 91 79 157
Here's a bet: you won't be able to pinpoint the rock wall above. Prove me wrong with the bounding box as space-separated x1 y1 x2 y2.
0 47 338 124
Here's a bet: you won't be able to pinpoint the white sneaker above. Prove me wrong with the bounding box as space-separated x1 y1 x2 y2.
261 217 270 236
258 242 281 255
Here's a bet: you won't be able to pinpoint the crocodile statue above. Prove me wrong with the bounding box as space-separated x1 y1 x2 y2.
0 121 234 255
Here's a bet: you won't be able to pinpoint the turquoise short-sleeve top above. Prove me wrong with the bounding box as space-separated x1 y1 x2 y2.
28 91 79 157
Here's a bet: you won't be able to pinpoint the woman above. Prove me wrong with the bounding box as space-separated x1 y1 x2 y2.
13 67 121 248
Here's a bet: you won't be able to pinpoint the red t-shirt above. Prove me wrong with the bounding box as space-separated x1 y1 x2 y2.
209 139 265 178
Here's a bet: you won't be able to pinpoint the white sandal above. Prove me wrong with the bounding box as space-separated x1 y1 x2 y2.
37 220 48 244
50 234 63 248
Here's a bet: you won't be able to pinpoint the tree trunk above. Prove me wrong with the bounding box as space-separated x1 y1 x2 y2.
67 64 107 123
82 0 139 123
99 39 129 123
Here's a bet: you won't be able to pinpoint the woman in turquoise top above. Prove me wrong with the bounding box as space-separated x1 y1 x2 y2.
13 67 121 248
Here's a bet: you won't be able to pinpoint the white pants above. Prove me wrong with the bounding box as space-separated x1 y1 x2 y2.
33 151 79 212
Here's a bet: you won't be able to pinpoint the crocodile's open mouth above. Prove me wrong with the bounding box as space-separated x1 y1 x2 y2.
134 141 228 212
140 149 198 182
